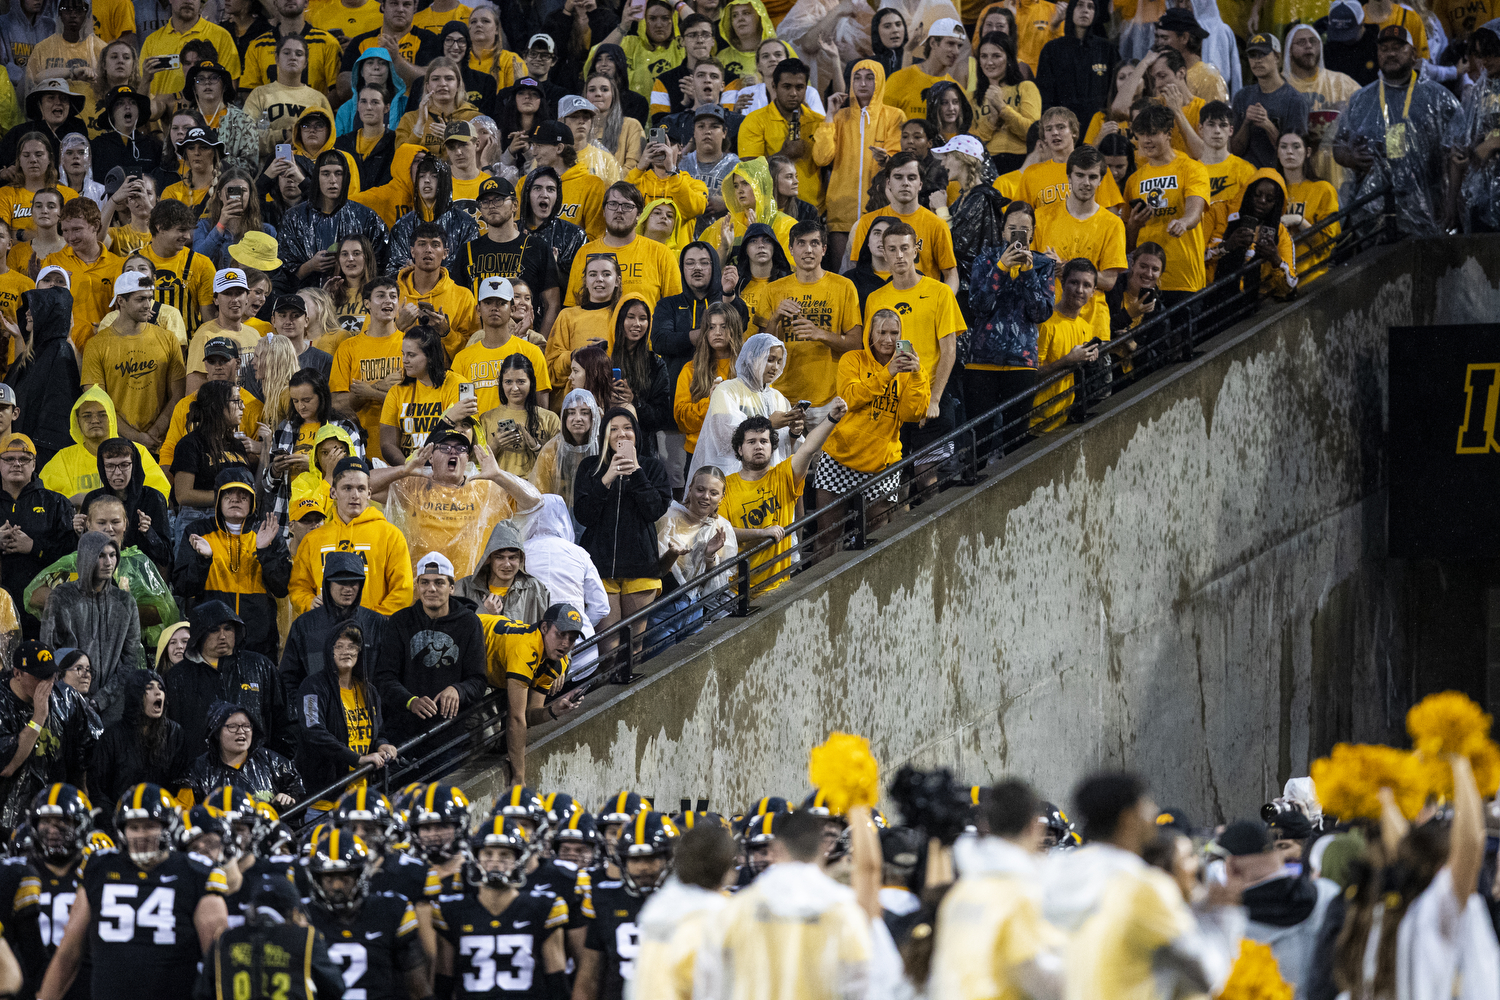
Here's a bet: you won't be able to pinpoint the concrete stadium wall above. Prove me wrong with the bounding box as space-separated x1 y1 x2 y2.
459 236 1500 826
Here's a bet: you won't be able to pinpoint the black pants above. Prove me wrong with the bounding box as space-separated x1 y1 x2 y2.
962 367 1039 464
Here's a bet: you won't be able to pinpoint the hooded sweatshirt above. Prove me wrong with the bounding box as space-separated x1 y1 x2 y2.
374 592 488 743
1034 0 1118 130
184 698 306 804
0 668 96 828
172 467 293 659
0 470 77 641
1242 871 1341 995
292 108 363 197
40 528 142 714
454 520 552 623
89 667 193 807
278 550 386 693
719 158 796 262
350 141 428 227
517 165 592 278
76 432 173 565
295 622 390 801
716 0 775 80
619 5 685 99
165 599 297 760
574 406 672 580
289 503 414 616
813 60 906 231
967 249 1055 369
336 47 409 135
279 134 389 284
652 240 746 398
393 93 483 158
4 287 80 467
823 324 931 473
1212 168 1298 297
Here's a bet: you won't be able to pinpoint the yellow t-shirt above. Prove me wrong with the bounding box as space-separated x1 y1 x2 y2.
1125 152 1211 292
883 66 962 120
107 225 152 257
847 205 958 285
160 181 211 212
91 0 135 41
749 272 861 407
79 324 188 433
340 684 372 756
1033 307 1110 430
1169 96 1206 156
1034 202 1128 273
140 19 242 96
186 320 263 375
40 246 124 349
479 613 569 693
1066 866 1195 1000
329 329 404 447
25 35 108 93
564 235 683 307
0 270 35 326
1017 160 1125 212
411 2 474 33
1203 154 1257 206
451 335 552 415
720 459 802 590
0 185 80 236
379 371 463 456
862 277 965 378
138 243 217 336
929 871 1055 1000
306 0 384 40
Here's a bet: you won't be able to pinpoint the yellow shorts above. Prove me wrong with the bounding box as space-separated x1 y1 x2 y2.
601 577 664 595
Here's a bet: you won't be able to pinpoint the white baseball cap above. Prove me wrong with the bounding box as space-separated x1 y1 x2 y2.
927 17 965 40
416 551 455 580
528 33 555 52
477 276 514 302
931 134 986 160
214 267 248 294
36 266 70 289
558 94 597 118
110 270 154 305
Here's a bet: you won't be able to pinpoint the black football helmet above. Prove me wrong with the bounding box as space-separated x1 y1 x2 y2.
411 784 472 863
1040 802 1080 850
113 783 181 866
552 810 605 868
334 788 402 850
178 805 230 858
29 783 93 862
542 792 582 830
468 817 533 889
674 810 730 832
615 811 678 897
307 827 373 914
491 785 549 839
599 791 652 829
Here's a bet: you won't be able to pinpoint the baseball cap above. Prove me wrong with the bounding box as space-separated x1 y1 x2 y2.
444 120 474 144
1155 807 1194 833
430 426 474 449
514 78 544 94
0 433 36 456
202 336 240 361
110 270 153 304
926 17 965 40
1156 7 1208 37
528 32 555 51
36 266 70 289
477 276 514 302
693 102 727 123
416 551 456 580
528 120 573 146
13 641 59 679
272 294 307 316
0 385 16 407
477 177 515 202
931 134 986 160
1246 32 1281 54
558 95 597 119
1266 810 1314 841
541 603 585 635
288 483 331 522
1326 0 1365 41
1216 820 1273 856
332 456 372 481
1377 23 1413 45
213 267 248 294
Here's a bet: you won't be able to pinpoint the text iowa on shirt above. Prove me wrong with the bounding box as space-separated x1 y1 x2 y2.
317 541 373 568
468 249 526 282
733 489 781 529
1137 175 1182 216
397 401 447 442
1457 363 1500 454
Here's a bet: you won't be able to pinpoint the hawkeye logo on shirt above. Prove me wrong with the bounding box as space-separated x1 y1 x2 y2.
1137 175 1180 215
893 301 913 315
1456 363 1500 454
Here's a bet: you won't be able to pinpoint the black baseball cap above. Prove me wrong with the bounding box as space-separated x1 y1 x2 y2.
272 294 306 316
1216 819 1273 856
1156 7 1208 37
13 641 60 679
693 103 728 123
332 456 373 481
444 120 474 144
528 120 572 146
541 603 585 635
477 177 516 202
203 336 240 361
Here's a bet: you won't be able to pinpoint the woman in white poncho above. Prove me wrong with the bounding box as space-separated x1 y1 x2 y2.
647 465 741 650
687 333 800 481
528 388 605 513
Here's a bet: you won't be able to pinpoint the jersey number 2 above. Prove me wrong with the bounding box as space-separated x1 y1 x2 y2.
327 942 369 999
459 934 535 991
98 885 177 945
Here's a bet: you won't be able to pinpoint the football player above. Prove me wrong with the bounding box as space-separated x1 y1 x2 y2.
571 811 678 1000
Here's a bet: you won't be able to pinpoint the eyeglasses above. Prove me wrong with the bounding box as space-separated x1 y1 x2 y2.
223 723 253 733
0 454 32 464
65 664 91 675
604 201 636 212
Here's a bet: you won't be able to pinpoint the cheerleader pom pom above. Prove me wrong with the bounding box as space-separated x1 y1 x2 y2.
808 732 880 814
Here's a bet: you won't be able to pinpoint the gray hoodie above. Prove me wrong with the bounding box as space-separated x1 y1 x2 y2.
454 521 552 625
39 530 141 726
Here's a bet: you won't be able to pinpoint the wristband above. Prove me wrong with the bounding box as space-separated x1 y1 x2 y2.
406 696 418 708
548 705 557 720
26 720 42 733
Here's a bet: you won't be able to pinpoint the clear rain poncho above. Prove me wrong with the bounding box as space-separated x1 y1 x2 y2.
686 332 796 482
1446 66 1500 233
1333 72 1461 236
528 387 604 511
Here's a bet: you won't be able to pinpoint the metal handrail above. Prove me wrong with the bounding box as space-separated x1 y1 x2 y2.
281 181 1398 825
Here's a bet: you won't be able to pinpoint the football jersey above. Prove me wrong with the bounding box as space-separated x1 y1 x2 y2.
526 860 594 929
36 856 94 1000
223 854 298 928
81 850 229 1000
370 849 431 905
308 889 422 1000
584 881 646 1000
435 889 568 997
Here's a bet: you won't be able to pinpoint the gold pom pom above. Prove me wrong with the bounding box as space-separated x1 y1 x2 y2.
1310 743 1427 821
808 732 880 814
1406 691 1500 799
1219 941 1294 1000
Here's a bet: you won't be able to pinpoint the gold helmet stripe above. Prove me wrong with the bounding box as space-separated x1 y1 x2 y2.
634 811 648 845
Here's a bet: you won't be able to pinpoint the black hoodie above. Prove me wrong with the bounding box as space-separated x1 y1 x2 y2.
651 241 749 405
523 165 589 286
374 593 488 744
89 668 193 806
295 623 391 799
333 127 396 190
183 699 305 804
81 436 172 566
1034 0 1117 132
724 221 793 289
439 20 499 112
612 296 673 445
172 466 292 659
166 599 297 760
0 472 77 641
574 405 671 580
5 288 81 469
278 550 387 694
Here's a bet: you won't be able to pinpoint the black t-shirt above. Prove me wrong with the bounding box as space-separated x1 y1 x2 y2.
461 232 560 327
583 881 644 1000
308 890 423 1000
170 432 250 500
